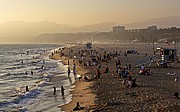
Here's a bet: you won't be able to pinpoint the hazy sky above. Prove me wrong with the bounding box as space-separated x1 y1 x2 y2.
0 0 180 26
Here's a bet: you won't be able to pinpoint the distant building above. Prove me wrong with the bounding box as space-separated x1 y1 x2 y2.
147 25 157 31
113 26 125 33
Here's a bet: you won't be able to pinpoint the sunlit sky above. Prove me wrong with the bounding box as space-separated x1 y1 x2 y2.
0 0 180 26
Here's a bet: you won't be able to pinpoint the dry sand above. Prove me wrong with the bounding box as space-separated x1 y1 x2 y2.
51 43 180 112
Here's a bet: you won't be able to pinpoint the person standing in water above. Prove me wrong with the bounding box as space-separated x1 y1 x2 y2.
67 67 71 77
61 85 65 96
53 87 56 95
68 60 69 65
73 63 77 75
31 71 33 75
26 86 29 92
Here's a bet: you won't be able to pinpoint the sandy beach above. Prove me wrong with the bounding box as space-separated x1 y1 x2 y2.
51 43 180 112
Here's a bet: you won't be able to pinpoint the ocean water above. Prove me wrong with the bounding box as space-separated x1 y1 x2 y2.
0 44 75 112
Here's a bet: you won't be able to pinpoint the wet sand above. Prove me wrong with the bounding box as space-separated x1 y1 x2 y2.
51 43 180 112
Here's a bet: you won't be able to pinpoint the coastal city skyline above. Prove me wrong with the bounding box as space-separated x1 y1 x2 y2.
0 0 180 26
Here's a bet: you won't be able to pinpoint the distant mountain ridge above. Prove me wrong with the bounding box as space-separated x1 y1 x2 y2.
125 16 180 29
0 16 180 42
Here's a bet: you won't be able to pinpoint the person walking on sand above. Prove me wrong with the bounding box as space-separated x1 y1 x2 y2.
96 68 101 79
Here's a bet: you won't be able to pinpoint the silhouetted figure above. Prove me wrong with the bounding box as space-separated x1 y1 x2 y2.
95 69 101 79
131 78 137 87
26 86 29 92
41 65 44 69
53 87 56 95
61 85 65 96
104 64 109 73
31 71 33 75
174 92 180 99
73 102 83 111
128 64 131 69
68 60 69 65
84 76 88 81
67 67 71 77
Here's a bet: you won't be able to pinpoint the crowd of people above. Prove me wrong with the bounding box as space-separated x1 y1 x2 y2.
60 46 140 89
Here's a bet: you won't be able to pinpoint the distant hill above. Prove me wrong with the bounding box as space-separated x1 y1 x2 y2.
0 21 75 42
76 22 119 32
125 16 180 29
0 16 180 43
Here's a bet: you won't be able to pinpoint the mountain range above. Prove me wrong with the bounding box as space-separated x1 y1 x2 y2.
0 16 180 43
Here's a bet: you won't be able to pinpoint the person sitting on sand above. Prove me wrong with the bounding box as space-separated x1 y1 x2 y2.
117 68 122 78
125 64 128 70
145 69 151 75
123 69 129 78
104 64 109 73
73 102 84 111
175 77 178 82
141 64 145 70
174 92 180 99
139 65 146 75
131 78 137 87
84 76 88 81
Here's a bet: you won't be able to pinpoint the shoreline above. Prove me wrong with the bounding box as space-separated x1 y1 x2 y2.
50 45 96 112
51 43 180 111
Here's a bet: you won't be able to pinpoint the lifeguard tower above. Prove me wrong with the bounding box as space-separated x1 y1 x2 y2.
155 47 178 67
132 47 179 68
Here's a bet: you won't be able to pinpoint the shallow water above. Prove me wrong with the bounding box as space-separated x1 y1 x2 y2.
0 44 75 112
